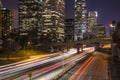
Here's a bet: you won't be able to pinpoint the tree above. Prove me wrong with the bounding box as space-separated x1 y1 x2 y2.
19 35 30 49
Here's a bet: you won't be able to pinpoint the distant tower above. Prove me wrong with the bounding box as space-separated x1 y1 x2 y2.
42 0 65 43
65 19 74 42
88 11 98 32
74 0 88 41
0 0 3 8
18 0 42 45
0 0 2 47
0 0 13 49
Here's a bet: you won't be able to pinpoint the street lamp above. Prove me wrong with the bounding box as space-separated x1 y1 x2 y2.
27 41 33 53
110 23 115 37
110 20 116 37
110 23 116 54
27 41 31 45
60 47 65 72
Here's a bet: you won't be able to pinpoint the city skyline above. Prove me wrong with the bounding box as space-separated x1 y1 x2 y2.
2 0 120 27
1 1 120 80
66 0 120 26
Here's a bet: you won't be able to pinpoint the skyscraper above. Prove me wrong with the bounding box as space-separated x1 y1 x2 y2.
92 24 106 38
88 11 98 32
18 0 42 45
0 0 13 49
65 19 74 42
74 0 87 41
0 0 3 48
19 0 65 46
42 0 65 43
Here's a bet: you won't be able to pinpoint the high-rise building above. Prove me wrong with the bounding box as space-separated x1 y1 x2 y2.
0 1 13 49
88 11 98 32
19 0 65 45
18 0 42 45
65 19 74 42
0 0 3 49
74 0 87 41
42 0 65 43
92 24 106 38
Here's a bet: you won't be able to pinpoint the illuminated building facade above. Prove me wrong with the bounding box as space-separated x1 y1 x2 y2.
0 10 2 47
65 19 74 42
19 0 65 45
88 11 98 32
74 0 87 41
92 24 106 38
18 0 42 45
42 0 65 43
0 1 13 49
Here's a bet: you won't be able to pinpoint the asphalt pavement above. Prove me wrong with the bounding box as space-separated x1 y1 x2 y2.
80 52 109 80
58 51 110 80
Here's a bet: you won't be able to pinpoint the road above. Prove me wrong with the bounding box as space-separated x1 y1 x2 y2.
14 48 94 80
58 51 110 80
0 48 94 80
0 49 77 80
79 52 109 80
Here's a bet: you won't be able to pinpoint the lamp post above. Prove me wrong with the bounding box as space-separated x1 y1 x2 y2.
110 20 116 36
25 41 32 57
110 23 115 37
110 23 115 54
60 47 65 72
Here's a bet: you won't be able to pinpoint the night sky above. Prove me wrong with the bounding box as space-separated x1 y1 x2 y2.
2 0 120 29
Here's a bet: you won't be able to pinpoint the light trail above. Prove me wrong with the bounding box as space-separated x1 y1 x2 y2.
0 49 77 79
0 48 93 71
35 55 87 80
0 53 61 71
14 48 94 80
0 49 76 69
76 57 95 80
69 57 94 80
0 55 50 69
69 56 95 80
0 57 50 72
